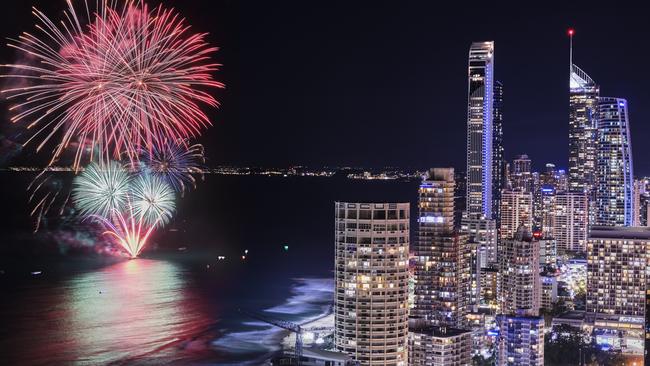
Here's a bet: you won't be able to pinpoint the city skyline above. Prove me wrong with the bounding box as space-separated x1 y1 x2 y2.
2 2 650 175
1 1 650 365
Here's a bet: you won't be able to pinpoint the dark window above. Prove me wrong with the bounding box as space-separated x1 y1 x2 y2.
373 210 386 220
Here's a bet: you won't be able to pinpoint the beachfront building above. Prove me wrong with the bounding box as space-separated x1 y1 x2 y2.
334 202 410 365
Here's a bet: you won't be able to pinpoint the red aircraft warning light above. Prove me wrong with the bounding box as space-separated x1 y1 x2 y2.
568 28 575 36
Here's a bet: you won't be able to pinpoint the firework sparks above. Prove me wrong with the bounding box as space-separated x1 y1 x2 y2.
27 170 71 232
92 205 161 259
72 161 131 219
72 161 176 258
131 173 176 228
141 139 205 195
2 0 223 169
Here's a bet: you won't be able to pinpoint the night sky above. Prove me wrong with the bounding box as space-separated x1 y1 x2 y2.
1 1 648 175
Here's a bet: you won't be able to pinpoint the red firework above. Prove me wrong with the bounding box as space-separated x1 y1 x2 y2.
2 0 223 169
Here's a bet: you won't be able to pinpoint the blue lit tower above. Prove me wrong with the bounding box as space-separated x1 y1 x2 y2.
466 42 494 218
568 30 599 200
595 98 634 226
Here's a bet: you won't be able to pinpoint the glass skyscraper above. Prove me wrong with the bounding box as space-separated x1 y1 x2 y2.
595 98 634 226
466 42 494 218
568 62 599 198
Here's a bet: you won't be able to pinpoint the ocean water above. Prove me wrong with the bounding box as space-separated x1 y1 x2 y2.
0 173 419 364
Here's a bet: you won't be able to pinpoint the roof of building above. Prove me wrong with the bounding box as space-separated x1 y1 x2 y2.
554 310 586 321
302 348 352 361
409 325 472 338
589 226 650 240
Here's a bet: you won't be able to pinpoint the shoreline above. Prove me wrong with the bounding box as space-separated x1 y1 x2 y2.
268 304 335 362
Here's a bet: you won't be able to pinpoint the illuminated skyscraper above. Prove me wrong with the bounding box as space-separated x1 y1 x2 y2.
595 97 634 227
492 81 505 223
413 169 471 327
568 31 599 202
498 226 541 316
539 185 556 236
496 226 544 365
634 179 650 226
466 41 494 218
461 214 497 308
553 192 589 253
334 202 410 365
499 189 533 241
511 154 532 193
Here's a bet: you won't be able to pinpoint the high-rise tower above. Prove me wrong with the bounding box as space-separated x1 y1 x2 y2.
334 202 410 365
492 81 505 222
498 226 541 316
467 42 494 218
496 226 544 366
413 169 471 327
568 30 599 201
595 98 634 226
499 189 533 241
511 154 532 193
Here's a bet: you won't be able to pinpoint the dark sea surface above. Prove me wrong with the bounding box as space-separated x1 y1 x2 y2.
0 172 420 365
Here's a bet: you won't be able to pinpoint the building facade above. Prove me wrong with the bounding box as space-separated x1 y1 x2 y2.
595 97 634 227
553 192 589 253
538 185 556 236
461 214 497 308
413 169 470 327
496 315 544 366
498 227 541 316
511 154 532 193
492 80 505 223
334 202 410 365
568 63 599 199
408 320 472 366
499 189 533 241
539 273 558 312
466 41 494 218
586 226 650 355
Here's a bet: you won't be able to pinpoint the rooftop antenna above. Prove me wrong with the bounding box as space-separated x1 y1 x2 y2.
568 28 575 76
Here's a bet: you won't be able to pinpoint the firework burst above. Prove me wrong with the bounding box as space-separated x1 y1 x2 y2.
141 139 205 195
72 161 176 258
72 161 131 218
2 0 223 169
130 173 176 227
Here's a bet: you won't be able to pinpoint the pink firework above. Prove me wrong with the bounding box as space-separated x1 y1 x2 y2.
2 0 223 169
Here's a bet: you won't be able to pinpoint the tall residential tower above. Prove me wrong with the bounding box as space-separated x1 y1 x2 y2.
595 97 634 226
334 202 410 365
492 81 505 222
413 169 471 327
466 42 494 218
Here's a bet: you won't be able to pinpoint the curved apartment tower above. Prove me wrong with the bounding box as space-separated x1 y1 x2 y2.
596 98 634 226
466 42 494 218
334 202 410 366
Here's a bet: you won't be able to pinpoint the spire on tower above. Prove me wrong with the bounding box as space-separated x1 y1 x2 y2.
568 28 574 75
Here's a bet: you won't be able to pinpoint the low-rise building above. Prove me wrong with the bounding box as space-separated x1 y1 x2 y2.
496 314 544 366
408 319 472 366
